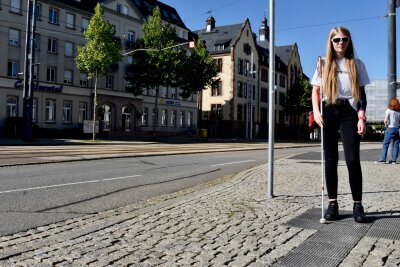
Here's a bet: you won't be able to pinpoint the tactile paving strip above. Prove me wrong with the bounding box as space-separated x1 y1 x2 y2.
279 208 374 267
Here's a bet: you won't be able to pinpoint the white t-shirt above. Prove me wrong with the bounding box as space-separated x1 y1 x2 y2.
311 58 370 110
385 109 400 128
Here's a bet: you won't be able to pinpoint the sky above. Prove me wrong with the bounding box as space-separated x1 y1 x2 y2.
161 0 395 80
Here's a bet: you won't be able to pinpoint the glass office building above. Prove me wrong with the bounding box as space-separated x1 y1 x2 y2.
365 79 400 123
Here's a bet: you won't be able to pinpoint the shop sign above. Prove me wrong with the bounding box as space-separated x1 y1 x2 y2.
15 81 63 93
159 99 181 106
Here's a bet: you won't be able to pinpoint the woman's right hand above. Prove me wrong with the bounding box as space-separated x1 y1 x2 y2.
314 111 324 128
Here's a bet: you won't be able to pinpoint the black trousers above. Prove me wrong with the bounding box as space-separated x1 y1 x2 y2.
323 100 363 201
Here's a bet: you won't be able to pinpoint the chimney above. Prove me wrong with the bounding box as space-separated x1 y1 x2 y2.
206 16 215 32
259 16 269 41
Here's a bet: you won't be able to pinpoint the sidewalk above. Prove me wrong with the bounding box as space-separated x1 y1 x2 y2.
0 146 399 266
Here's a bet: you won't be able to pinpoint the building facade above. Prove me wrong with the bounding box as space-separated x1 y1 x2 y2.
196 16 296 139
1 0 197 138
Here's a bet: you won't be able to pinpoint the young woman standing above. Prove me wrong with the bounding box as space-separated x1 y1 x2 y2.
378 97 400 164
311 26 370 223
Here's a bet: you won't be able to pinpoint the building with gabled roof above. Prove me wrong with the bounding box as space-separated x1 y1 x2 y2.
195 17 261 138
0 0 197 138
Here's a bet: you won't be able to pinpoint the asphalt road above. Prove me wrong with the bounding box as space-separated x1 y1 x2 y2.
0 143 383 236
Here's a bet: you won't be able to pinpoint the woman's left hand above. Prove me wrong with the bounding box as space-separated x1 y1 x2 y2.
357 120 366 136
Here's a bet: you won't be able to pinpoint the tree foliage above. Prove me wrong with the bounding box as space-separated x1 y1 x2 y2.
285 74 312 113
75 3 122 140
76 3 122 78
125 7 181 94
125 7 218 99
176 39 219 98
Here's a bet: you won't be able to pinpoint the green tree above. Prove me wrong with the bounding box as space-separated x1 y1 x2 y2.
176 39 219 99
125 7 185 136
76 3 122 140
285 74 312 114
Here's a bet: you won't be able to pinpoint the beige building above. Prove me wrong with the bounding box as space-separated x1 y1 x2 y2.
0 0 197 138
196 16 292 138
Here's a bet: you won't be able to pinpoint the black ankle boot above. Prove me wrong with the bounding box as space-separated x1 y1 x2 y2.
353 202 367 223
324 201 339 220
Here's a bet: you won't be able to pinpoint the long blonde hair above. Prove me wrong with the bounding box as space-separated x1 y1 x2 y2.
323 26 360 104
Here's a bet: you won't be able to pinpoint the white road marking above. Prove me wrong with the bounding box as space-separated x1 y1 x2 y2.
0 175 142 194
211 160 256 167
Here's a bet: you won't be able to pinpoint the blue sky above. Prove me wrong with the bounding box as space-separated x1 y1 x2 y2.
162 0 394 80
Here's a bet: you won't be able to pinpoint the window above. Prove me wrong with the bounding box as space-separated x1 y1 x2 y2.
31 2 42 19
64 41 74 56
279 75 286 88
33 64 38 80
62 101 72 123
211 81 222 96
161 109 167 126
141 107 148 125
32 98 38 122
171 88 177 99
244 61 249 76
261 68 268 82
116 3 122 12
244 83 248 98
122 6 128 15
10 0 21 13
81 18 89 32
8 28 20 46
170 110 176 127
279 92 286 106
261 88 268 103
179 111 185 127
237 104 243 121
106 76 113 89
49 7 59 24
152 108 157 126
122 107 132 131
238 59 243 75
64 70 72 85
6 96 18 117
80 73 88 87
78 102 87 123
102 105 111 131
46 67 56 82
7 60 18 77
66 13 75 29
187 112 193 127
45 99 56 122
215 58 222 72
160 87 167 98
48 38 57 53
211 104 222 120
33 34 40 51
128 31 135 42
237 81 243 98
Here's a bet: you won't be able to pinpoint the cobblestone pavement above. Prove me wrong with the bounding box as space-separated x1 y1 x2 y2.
0 155 399 266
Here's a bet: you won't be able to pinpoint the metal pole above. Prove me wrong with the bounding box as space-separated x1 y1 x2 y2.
388 0 397 101
22 0 33 141
268 0 275 197
250 52 254 140
246 62 249 140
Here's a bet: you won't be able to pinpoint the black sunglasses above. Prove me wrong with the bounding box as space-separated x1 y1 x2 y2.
332 37 349 43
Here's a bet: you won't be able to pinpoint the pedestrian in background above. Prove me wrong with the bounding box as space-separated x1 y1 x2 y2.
311 26 370 223
377 97 400 164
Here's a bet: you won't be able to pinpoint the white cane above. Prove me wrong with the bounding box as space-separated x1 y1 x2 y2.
318 56 327 224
